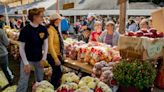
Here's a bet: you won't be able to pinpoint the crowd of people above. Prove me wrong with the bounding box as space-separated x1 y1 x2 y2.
0 7 154 92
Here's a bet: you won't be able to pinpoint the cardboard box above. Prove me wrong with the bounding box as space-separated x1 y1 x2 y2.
152 8 164 33
118 35 164 60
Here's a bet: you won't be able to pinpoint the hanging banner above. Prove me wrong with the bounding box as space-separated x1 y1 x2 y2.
63 2 74 10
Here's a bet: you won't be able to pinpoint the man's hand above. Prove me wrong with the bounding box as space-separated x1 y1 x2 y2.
40 60 46 68
24 64 31 74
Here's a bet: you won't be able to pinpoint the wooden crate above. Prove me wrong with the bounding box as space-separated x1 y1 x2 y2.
118 35 164 60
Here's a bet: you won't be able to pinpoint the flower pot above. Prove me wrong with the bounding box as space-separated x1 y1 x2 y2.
118 86 141 92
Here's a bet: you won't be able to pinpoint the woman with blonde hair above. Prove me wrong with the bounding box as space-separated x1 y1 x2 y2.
89 21 102 42
47 13 64 88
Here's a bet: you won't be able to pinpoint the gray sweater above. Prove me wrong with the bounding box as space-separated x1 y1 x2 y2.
0 29 9 57
98 30 120 46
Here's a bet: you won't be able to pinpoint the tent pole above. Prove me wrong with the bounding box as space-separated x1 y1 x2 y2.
21 0 25 27
56 0 59 13
126 0 129 22
119 1 127 34
4 3 10 26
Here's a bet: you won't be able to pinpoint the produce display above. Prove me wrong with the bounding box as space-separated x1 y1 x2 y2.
119 30 164 60
61 73 80 84
2 85 17 92
78 76 100 89
92 61 117 86
43 67 52 80
57 73 112 92
4 27 20 60
64 38 85 59
64 39 121 66
6 29 19 41
75 86 93 92
8 44 20 60
57 83 78 92
95 82 112 92
127 28 164 38
32 80 54 92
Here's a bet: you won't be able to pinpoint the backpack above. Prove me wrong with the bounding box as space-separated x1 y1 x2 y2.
61 18 70 32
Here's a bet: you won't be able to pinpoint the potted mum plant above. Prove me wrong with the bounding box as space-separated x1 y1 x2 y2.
113 60 156 92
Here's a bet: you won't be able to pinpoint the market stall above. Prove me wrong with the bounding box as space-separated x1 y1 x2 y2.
117 8 164 90
0 0 163 91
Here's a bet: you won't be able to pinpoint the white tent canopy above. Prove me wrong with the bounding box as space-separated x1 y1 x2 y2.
0 0 35 7
0 0 20 4
0 0 34 26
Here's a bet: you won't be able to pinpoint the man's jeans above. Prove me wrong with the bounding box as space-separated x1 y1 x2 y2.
0 54 13 83
16 61 43 92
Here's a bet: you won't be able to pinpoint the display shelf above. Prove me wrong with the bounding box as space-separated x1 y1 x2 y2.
64 58 93 74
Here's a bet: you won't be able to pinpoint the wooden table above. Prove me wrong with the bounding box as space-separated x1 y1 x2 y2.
64 58 93 74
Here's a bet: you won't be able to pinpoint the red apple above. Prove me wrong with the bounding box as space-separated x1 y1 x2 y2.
141 29 148 33
128 32 135 36
135 31 144 37
95 87 103 92
144 33 153 37
57 87 68 92
157 32 164 38
149 28 157 34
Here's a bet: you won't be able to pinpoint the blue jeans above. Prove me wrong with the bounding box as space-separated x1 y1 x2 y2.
0 54 13 83
16 61 43 92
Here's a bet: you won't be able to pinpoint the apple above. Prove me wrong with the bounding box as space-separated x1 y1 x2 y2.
128 32 135 36
95 87 103 92
149 28 157 34
135 31 144 37
144 33 151 37
141 29 148 33
60 88 68 92
57 87 68 92
157 32 164 38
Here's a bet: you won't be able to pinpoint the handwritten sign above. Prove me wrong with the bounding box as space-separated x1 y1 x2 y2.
143 40 163 58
